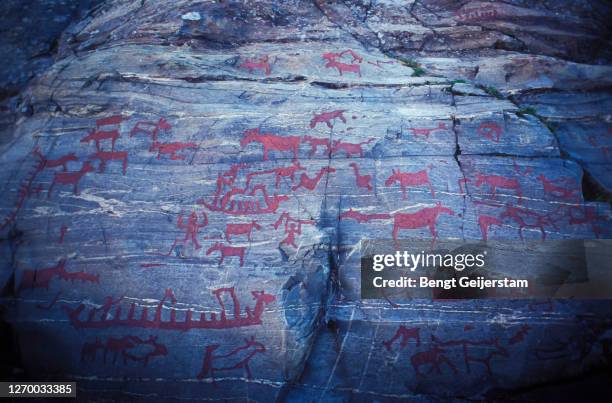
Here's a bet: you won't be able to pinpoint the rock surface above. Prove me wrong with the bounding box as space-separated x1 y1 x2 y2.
1 0 611 401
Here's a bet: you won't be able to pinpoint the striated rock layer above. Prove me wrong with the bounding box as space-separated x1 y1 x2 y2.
1 0 611 401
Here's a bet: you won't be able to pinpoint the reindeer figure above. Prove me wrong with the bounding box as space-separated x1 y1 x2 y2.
33 149 78 171
89 151 128 175
48 161 96 198
303 135 331 157
239 55 271 76
197 336 266 382
385 167 435 200
537 174 579 201
325 59 362 77
409 122 447 139
383 326 421 351
392 202 454 244
411 344 458 377
206 242 246 266
151 141 198 160
240 128 301 161
349 162 372 191
474 173 522 203
291 166 335 191
130 118 171 150
225 221 262 242
331 138 375 158
80 129 120 152
310 110 347 129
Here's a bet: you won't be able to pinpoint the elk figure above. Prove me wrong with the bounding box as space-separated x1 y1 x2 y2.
48 161 96 198
385 168 435 200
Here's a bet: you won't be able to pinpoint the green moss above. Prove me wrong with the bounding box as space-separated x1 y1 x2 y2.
397 57 426 77
451 79 467 84
482 85 504 99
516 107 538 117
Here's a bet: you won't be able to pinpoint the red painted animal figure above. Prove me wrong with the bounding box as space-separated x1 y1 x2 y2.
81 129 120 151
291 166 336 191
409 122 447 139
240 128 301 161
197 336 265 382
339 209 390 223
411 345 458 377
500 204 556 240
151 141 197 160
322 49 363 63
225 221 262 242
385 168 435 200
537 174 579 201
310 110 347 129
349 162 373 191
477 122 502 142
478 214 503 241
245 162 305 188
474 173 522 203
432 335 509 375
303 135 331 157
130 118 171 150
331 138 375 158
206 242 246 266
82 335 168 365
89 150 128 175
120 335 168 365
392 202 455 243
47 161 96 198
239 55 271 76
19 258 99 292
325 59 361 77
383 326 421 351
33 149 79 171
569 206 608 238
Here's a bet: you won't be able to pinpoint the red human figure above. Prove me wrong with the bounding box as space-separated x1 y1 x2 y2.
478 214 503 241
474 173 522 203
206 242 246 266
392 202 455 243
173 211 208 251
302 135 331 157
477 122 502 142
151 141 197 160
411 345 458 377
339 209 390 223
291 166 335 191
80 129 120 151
272 212 314 248
324 59 362 77
409 122 447 139
349 162 373 191
500 204 556 240
280 222 300 248
239 55 271 76
383 326 421 351
47 161 96 198
89 150 128 175
225 220 262 242
331 138 375 158
130 118 171 150
245 162 305 188
197 336 266 382
310 110 347 129
385 167 435 200
537 174 579 201
240 128 301 161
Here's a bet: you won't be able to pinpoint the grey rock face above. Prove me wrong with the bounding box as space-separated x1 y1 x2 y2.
1 0 611 401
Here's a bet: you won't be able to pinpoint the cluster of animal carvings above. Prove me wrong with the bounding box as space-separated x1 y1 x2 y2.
382 325 515 377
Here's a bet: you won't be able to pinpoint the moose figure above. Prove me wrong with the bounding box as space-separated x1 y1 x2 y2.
411 344 458 378
239 55 271 76
240 128 301 161
225 221 262 242
392 202 455 245
80 128 120 152
474 173 522 203
385 167 435 200
383 326 421 352
197 336 266 382
47 161 96 198
130 118 171 150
